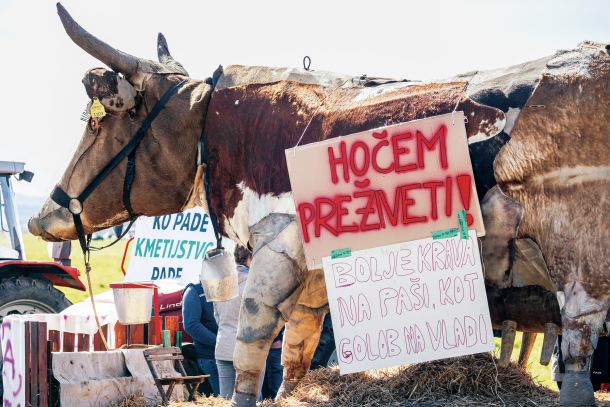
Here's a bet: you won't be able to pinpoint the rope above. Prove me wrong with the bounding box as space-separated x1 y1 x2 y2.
84 260 109 351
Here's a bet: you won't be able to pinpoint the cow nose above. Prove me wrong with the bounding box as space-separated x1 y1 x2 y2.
28 215 43 236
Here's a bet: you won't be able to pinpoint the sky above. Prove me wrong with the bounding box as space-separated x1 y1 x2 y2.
0 0 608 202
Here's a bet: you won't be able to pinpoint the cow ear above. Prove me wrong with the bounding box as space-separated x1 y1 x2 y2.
480 185 524 289
82 68 138 113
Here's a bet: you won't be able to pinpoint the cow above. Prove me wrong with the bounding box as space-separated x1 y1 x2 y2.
28 4 609 406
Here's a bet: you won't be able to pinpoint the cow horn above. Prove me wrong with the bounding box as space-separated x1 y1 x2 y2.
57 3 138 74
57 3 170 76
157 33 189 76
498 320 517 368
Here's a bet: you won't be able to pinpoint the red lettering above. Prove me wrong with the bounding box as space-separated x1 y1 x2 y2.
445 176 452 217
328 142 350 184
417 125 448 169
375 189 400 227
371 139 393 174
391 132 418 173
336 195 358 233
354 190 381 231
349 141 370 177
314 197 338 238
422 180 444 220
401 183 427 225
297 202 315 243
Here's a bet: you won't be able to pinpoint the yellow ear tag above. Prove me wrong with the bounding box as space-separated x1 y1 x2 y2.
90 98 106 118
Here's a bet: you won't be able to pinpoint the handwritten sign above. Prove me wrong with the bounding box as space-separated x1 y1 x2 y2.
286 112 485 268
125 206 216 284
323 231 494 374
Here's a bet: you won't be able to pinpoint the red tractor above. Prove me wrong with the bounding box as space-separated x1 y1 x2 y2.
0 161 86 318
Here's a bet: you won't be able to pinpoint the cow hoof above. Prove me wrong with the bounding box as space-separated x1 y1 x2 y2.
231 391 257 407
275 379 299 400
560 371 596 406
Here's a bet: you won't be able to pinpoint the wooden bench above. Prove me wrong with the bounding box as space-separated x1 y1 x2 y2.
143 346 209 405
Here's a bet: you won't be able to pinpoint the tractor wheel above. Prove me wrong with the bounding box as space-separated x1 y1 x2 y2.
0 276 72 319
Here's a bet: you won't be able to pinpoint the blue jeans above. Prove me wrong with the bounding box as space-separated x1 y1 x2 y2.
197 358 219 396
217 360 265 399
262 348 283 399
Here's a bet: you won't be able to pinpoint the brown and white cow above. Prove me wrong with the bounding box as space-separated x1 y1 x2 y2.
28 4 609 406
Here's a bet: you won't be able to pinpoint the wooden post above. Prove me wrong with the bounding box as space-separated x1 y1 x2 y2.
25 321 31 406
115 323 127 348
540 322 559 366
62 332 75 352
47 341 57 407
518 332 537 367
128 324 145 345
38 322 48 407
77 333 90 352
149 286 161 345
31 322 39 407
48 330 61 352
499 320 517 368
93 325 109 351
164 316 179 346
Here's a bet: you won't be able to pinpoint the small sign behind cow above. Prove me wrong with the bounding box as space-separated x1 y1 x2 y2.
285 112 485 268
125 206 217 285
323 231 494 374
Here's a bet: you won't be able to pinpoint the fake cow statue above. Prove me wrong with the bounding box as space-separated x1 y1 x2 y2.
28 4 609 406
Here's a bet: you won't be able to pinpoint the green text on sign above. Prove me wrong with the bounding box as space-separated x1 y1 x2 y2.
432 228 459 240
331 248 352 259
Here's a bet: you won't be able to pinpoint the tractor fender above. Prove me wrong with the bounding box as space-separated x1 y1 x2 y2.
0 260 86 291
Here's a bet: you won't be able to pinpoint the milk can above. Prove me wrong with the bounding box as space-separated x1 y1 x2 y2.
200 248 238 301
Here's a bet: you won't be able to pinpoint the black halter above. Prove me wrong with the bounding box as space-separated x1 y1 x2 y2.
51 79 188 255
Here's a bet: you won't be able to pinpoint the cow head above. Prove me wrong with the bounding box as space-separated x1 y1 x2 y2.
28 4 212 241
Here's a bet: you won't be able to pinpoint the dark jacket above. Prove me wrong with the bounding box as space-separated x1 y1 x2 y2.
182 283 218 359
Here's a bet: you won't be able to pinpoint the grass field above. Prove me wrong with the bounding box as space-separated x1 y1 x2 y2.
22 233 556 390
23 233 130 303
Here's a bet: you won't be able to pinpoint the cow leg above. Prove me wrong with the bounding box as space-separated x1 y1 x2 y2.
276 268 328 399
231 215 308 407
560 281 610 406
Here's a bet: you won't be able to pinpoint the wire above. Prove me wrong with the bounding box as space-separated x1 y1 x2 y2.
292 78 350 156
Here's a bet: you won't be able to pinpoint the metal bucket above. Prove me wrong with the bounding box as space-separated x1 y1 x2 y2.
109 282 155 325
200 248 238 301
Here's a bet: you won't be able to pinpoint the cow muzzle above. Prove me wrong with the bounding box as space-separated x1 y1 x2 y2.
28 198 75 242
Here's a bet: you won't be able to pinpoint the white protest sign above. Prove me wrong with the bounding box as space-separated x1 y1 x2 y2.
125 206 216 285
323 230 494 374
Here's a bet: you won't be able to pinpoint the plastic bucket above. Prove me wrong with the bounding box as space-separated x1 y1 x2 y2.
200 248 238 301
110 282 156 325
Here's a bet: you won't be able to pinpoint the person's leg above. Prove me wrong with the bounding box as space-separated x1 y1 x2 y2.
216 359 237 399
276 303 326 399
233 218 306 406
262 348 283 399
311 313 335 369
197 358 219 396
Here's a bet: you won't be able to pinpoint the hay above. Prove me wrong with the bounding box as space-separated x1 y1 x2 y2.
265 353 558 407
162 353 561 407
117 393 146 407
